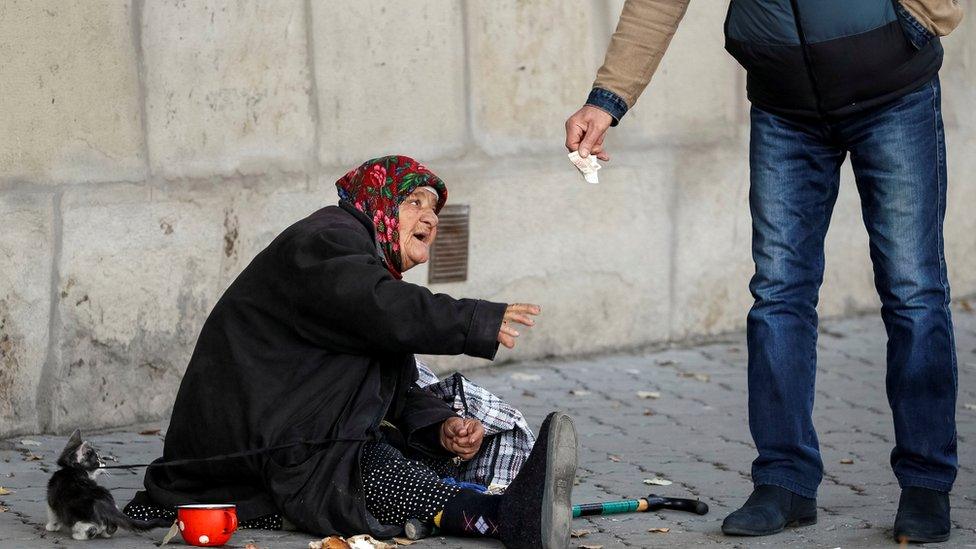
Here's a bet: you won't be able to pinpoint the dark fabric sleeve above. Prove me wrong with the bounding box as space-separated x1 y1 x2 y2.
399 386 458 458
409 424 453 458
283 218 507 358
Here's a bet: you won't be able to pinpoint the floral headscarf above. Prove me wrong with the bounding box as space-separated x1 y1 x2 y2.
336 155 448 279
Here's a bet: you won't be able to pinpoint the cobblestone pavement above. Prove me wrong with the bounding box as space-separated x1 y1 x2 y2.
2 307 975 549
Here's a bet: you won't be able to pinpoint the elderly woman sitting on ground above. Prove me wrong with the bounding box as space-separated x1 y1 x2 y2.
124 155 578 549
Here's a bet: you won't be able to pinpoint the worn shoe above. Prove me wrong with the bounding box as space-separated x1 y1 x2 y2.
721 485 817 536
893 487 950 543
498 411 578 549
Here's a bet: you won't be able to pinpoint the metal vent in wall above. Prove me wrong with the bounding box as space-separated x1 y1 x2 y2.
428 204 469 283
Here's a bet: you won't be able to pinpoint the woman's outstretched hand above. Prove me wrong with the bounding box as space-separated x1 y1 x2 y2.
498 303 541 349
440 417 485 460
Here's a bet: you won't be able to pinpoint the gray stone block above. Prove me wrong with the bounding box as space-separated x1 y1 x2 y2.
0 192 54 436
669 140 752 338
607 0 747 146
142 0 315 178
311 1 467 166
945 129 976 297
47 184 227 431
0 0 145 184
466 0 603 156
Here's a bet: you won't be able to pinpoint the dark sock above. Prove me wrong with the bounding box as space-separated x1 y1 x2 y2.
437 489 502 538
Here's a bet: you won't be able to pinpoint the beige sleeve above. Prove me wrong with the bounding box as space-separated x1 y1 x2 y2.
592 0 691 109
901 0 964 36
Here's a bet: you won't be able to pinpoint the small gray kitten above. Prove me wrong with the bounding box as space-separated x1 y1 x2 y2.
45 430 165 540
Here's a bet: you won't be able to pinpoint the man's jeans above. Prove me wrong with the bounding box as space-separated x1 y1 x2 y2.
747 77 958 499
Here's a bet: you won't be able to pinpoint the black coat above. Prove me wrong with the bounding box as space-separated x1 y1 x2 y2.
140 202 507 536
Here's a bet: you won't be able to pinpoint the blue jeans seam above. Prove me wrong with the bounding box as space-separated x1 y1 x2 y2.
752 474 818 499
897 474 952 493
930 78 959 460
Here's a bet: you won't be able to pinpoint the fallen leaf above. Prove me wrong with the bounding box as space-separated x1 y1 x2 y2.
608 455 621 462
139 429 161 436
0 505 8 513
23 452 42 462
963 403 976 412
644 477 672 486
244 544 261 549
511 372 541 382
159 521 179 546
643 408 654 416
648 527 670 533
656 359 678 366
522 390 536 398
637 391 660 399
678 372 710 382
569 389 591 396
0 487 13 495
19 439 41 446
580 545 603 549
959 299 973 313
571 529 591 538
393 537 416 545
840 458 854 465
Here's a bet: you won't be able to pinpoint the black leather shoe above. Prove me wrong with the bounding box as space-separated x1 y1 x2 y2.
721 485 817 536
893 487 950 543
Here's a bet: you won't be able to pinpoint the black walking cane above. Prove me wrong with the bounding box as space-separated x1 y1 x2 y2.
573 494 709 517
404 494 709 540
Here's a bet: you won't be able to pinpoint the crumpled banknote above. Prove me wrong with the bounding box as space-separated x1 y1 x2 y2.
567 151 601 184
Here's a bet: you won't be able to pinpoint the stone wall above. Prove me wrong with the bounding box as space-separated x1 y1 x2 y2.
1 0 974 437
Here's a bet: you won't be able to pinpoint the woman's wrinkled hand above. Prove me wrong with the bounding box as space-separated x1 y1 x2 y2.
440 417 485 460
497 303 541 349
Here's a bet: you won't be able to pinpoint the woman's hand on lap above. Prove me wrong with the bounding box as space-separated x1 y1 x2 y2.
498 303 542 349
440 417 485 460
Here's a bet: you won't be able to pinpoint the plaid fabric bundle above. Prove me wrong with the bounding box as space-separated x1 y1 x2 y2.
415 359 535 488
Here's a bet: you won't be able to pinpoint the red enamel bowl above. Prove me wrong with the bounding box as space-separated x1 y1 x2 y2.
177 504 238 547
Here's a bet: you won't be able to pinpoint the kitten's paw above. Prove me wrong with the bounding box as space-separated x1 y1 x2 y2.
44 521 61 532
70 522 97 540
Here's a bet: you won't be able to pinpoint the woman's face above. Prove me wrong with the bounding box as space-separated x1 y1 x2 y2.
398 188 439 271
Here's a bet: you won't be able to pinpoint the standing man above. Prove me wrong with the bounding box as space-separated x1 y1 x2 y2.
565 0 963 543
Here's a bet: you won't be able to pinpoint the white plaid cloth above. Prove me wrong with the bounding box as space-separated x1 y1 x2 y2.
415 359 535 488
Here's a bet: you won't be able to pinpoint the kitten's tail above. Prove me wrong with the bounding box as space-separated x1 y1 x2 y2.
95 500 171 531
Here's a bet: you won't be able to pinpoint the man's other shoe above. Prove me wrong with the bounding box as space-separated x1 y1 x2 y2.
721 485 817 536
893 486 950 543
